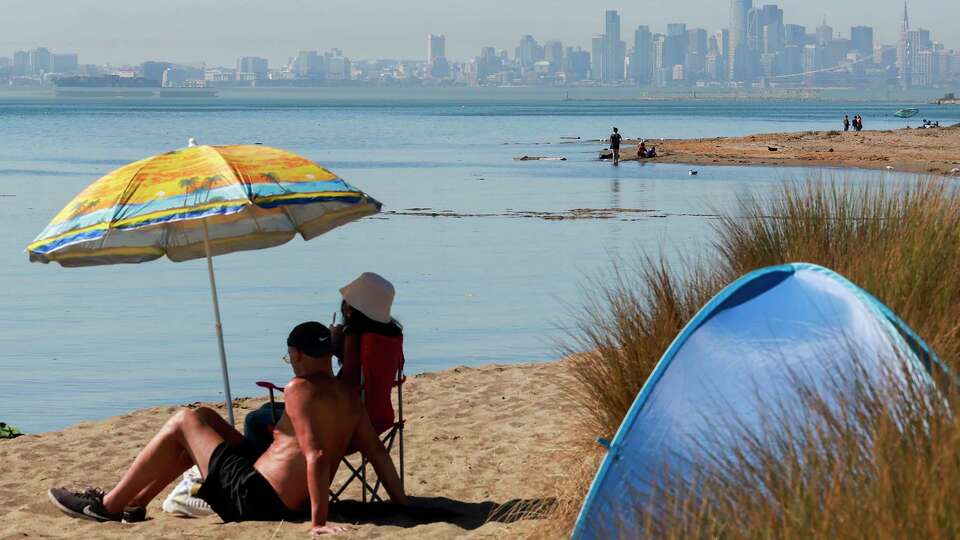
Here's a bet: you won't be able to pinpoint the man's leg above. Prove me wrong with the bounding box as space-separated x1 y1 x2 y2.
103 407 242 513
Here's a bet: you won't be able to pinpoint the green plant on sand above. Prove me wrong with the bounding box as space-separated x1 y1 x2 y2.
0 422 23 440
551 177 960 538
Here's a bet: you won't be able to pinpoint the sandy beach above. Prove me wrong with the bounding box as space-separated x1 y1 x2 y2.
0 361 575 539
613 125 960 175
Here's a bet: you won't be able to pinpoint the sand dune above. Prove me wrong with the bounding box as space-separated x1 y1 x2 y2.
0 361 575 539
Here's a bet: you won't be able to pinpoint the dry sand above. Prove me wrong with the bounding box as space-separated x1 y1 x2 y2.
615 125 960 176
0 361 576 539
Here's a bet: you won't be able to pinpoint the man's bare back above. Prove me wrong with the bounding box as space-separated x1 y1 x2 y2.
256 375 361 512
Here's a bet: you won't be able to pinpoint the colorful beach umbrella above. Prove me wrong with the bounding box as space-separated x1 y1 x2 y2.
27 143 382 424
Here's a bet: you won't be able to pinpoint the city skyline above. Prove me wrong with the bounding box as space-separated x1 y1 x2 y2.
5 3 958 91
0 0 956 66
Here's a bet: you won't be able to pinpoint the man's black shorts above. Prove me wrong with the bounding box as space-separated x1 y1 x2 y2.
196 442 301 522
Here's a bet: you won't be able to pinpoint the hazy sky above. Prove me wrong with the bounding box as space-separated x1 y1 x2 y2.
1 0 955 66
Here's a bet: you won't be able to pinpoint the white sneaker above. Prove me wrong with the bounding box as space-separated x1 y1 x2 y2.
162 467 214 518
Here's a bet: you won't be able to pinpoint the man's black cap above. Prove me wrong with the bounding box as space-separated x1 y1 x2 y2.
287 322 333 358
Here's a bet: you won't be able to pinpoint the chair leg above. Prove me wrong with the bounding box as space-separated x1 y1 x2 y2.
267 389 277 424
332 458 363 501
398 424 405 491
360 456 367 503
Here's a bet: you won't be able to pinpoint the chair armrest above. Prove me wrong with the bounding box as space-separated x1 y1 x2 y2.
256 381 284 391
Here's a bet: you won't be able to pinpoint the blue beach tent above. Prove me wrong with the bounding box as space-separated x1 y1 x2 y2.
572 263 937 539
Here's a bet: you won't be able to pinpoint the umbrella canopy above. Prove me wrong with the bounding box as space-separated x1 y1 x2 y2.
28 144 380 266
27 144 382 424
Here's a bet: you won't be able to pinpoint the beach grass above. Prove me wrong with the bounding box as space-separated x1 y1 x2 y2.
551 176 960 537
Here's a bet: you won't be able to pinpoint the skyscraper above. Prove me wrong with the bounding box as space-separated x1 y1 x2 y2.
729 0 752 80
667 24 687 37
13 50 29 76
544 41 564 72
751 5 784 53
784 24 806 47
516 35 544 68
28 47 51 75
591 35 605 80
51 53 79 74
565 47 591 80
632 25 654 83
427 34 446 63
427 34 449 78
897 2 913 88
850 26 874 57
714 29 730 80
602 10 626 81
816 17 834 46
237 57 269 79
686 29 707 76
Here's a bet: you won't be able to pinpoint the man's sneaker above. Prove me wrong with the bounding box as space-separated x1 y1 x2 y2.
122 505 147 523
161 469 214 518
47 487 122 522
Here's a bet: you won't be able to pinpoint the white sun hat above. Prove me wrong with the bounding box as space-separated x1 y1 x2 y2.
340 272 395 324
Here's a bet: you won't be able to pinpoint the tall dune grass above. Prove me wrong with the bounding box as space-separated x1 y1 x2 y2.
552 177 960 537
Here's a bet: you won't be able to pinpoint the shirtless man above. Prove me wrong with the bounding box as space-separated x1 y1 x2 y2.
48 321 407 536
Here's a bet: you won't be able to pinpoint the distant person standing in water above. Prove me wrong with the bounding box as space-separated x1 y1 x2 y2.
843 115 850 132
609 127 623 165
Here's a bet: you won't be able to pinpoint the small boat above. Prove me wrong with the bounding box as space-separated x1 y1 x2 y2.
514 156 567 161
894 108 919 119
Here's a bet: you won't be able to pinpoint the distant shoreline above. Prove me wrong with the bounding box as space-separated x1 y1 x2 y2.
602 125 960 176
0 85 946 104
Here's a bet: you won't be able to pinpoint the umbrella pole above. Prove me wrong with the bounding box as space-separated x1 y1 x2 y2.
202 219 235 426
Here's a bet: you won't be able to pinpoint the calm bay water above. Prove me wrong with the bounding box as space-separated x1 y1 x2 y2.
1 88 955 432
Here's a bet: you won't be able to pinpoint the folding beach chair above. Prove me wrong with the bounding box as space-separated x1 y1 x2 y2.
256 332 406 503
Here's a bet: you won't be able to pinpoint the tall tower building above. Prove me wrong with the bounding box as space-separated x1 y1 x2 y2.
602 10 626 81
632 26 654 83
816 16 834 46
544 41 564 72
427 34 446 63
28 47 52 75
850 26 874 57
729 0 752 80
897 2 913 88
591 35 605 81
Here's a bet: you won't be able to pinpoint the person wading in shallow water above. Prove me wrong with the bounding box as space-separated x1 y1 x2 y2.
609 127 623 165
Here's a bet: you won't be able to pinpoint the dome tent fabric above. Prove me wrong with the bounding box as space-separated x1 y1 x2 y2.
572 263 937 540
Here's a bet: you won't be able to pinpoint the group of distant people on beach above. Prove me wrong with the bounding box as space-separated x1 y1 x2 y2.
49 273 409 537
842 115 864 132
608 127 656 165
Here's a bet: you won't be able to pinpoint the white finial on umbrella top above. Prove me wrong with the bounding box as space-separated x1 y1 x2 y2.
188 137 198 147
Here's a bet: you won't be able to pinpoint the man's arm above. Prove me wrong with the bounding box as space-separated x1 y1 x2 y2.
284 379 333 528
352 409 409 505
